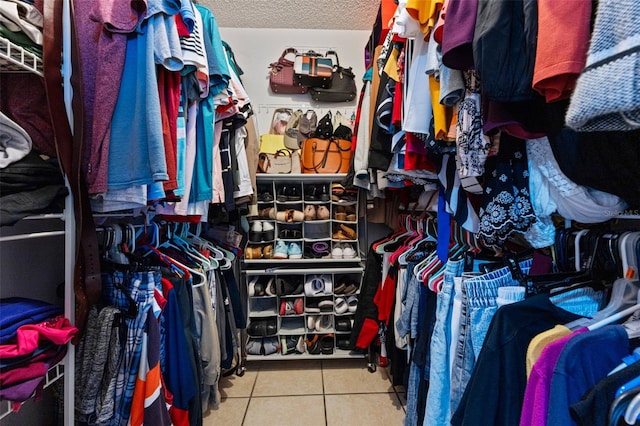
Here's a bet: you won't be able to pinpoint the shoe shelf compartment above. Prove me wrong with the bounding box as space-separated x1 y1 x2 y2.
247 176 360 263
244 269 363 359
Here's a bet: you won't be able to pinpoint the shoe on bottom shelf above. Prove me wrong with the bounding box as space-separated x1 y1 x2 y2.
320 334 335 355
262 336 280 355
306 334 322 355
336 336 352 350
246 337 263 355
281 335 305 355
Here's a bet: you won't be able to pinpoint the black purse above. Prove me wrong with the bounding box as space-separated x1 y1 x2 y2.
309 51 358 102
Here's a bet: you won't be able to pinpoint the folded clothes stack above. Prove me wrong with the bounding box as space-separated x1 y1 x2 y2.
0 297 77 404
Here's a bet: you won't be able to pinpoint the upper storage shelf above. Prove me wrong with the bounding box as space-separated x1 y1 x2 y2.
0 36 43 77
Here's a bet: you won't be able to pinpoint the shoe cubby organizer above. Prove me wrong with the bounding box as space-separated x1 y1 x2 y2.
247 175 361 262
244 269 364 359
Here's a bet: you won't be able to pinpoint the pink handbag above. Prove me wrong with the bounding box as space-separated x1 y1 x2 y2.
269 48 309 94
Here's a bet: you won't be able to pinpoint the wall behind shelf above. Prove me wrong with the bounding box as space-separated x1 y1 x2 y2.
0 219 65 303
219 27 370 135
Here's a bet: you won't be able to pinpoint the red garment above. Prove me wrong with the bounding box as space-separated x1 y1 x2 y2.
0 362 47 388
373 268 397 325
533 0 591 102
154 288 167 312
0 316 77 358
392 80 403 128
169 406 190 426
354 318 380 350
175 15 190 37
157 69 181 192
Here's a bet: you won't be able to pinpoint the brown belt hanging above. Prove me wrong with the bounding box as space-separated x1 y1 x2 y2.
43 0 101 344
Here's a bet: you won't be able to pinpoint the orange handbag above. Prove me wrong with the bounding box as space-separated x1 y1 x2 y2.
301 138 352 174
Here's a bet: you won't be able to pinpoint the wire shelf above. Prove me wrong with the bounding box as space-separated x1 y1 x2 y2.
0 36 43 77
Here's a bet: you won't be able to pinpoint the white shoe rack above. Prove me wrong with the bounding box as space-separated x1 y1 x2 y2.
243 267 365 360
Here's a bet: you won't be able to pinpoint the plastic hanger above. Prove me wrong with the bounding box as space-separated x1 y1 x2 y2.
624 389 640 424
184 222 232 269
143 243 207 288
621 232 640 280
586 303 640 331
566 278 640 330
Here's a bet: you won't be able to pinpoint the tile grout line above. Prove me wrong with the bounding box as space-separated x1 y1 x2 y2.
241 364 261 426
321 360 328 426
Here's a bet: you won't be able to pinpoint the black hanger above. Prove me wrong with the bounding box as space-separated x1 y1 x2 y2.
115 280 138 318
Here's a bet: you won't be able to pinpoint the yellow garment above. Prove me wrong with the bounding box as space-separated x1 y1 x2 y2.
526 324 571 378
429 75 454 141
383 46 401 83
406 0 444 39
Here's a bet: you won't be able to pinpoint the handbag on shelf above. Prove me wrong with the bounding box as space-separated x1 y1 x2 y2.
309 51 358 102
314 111 334 139
283 109 303 149
332 111 354 141
293 50 333 89
258 149 301 174
269 108 293 135
269 48 309 94
259 134 287 155
301 137 352 174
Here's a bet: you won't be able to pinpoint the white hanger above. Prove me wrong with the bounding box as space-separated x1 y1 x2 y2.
624 382 640 423
183 222 232 269
621 232 640 280
587 303 640 331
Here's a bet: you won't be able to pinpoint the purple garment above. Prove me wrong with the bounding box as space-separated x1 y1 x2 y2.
406 132 429 155
75 0 147 194
0 376 44 403
0 74 56 157
519 328 588 426
441 0 478 70
546 325 630 426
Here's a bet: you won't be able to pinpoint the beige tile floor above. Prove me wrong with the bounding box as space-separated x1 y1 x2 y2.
204 358 406 426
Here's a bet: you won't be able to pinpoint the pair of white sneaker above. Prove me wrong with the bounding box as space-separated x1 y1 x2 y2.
335 295 358 314
307 314 332 332
331 243 356 259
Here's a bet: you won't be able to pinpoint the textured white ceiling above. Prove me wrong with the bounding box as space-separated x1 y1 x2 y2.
201 0 380 30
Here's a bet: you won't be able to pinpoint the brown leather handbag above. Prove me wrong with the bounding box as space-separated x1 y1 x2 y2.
269 48 309 94
301 138 352 174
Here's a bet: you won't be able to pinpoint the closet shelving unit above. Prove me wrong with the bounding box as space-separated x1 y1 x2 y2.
0 34 75 425
242 173 366 362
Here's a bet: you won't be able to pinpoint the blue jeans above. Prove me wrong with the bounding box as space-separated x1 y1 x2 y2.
424 259 464 426
449 259 532 415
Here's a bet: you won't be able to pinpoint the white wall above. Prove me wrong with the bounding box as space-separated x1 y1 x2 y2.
218 28 370 135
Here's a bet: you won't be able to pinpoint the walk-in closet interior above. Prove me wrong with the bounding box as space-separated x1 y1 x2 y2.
1 0 640 425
